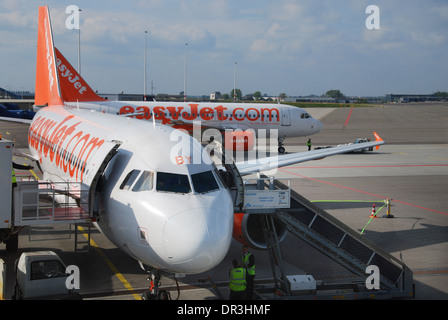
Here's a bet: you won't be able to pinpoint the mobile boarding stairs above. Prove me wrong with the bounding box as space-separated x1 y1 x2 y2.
238 175 414 299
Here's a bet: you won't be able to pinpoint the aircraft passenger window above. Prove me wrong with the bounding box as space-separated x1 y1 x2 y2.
191 171 220 194
120 170 141 190
132 171 154 192
156 172 191 194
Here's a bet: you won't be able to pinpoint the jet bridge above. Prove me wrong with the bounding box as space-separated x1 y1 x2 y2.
238 175 414 300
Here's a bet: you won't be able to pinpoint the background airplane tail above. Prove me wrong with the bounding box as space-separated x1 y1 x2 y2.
54 48 105 102
35 6 104 107
373 132 384 150
35 6 63 107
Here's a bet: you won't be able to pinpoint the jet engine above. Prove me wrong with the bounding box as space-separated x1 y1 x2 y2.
233 213 287 250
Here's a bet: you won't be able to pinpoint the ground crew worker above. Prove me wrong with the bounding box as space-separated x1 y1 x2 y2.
307 138 312 151
12 168 17 188
229 259 246 300
242 245 255 300
12 162 34 187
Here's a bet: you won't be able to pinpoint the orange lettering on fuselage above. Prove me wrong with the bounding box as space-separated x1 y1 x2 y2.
29 115 105 181
118 104 280 123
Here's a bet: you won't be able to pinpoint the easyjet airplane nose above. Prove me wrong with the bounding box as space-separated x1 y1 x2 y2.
314 119 323 133
162 207 232 274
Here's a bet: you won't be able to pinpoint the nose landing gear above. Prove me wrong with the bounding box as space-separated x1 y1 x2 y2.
138 262 180 300
141 271 171 300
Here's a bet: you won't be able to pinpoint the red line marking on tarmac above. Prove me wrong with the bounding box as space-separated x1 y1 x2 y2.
344 105 354 126
279 168 448 217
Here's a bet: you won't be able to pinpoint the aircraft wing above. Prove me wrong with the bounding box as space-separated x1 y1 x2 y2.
236 132 385 176
0 116 33 124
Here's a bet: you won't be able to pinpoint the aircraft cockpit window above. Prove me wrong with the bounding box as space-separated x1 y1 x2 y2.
156 172 191 194
191 171 220 194
120 170 141 190
300 113 311 119
132 171 154 192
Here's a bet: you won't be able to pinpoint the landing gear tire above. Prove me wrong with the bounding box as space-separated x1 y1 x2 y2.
141 289 170 300
278 137 286 154
141 291 153 300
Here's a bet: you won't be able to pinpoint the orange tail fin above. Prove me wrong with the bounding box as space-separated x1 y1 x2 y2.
373 132 383 150
35 6 104 106
35 6 63 107
55 47 105 102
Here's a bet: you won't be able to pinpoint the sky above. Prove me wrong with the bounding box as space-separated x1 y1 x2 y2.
0 0 447 97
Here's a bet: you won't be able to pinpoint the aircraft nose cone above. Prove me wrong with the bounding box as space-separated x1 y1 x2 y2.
163 207 231 273
314 119 323 133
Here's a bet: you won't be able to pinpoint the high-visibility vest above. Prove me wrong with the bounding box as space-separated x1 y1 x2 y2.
242 253 255 276
12 169 17 184
229 267 246 292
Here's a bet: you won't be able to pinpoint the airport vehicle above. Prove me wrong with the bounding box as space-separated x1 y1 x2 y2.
49 42 323 154
12 251 81 300
315 136 378 153
0 103 35 120
1 6 385 299
351 138 375 152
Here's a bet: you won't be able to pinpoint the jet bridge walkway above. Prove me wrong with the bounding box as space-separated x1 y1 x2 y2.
244 177 414 300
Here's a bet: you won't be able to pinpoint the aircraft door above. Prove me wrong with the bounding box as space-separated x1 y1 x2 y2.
81 141 121 216
280 107 291 126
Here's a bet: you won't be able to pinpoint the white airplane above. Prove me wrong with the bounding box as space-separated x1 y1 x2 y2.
1 6 385 299
28 5 234 278
49 44 323 154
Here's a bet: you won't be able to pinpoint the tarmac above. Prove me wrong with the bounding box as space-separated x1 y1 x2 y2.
1 103 447 300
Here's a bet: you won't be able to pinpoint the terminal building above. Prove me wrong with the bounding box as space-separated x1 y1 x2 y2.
2 87 447 105
385 94 446 103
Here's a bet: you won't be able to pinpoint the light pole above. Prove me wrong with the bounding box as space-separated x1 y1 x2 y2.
78 8 82 75
234 62 237 102
144 30 149 101
184 43 188 102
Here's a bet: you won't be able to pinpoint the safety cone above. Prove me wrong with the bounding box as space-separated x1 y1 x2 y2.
370 203 377 218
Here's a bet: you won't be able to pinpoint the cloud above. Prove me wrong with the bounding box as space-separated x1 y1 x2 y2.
0 0 447 96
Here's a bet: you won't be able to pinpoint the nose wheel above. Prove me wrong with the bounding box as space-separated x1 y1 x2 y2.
138 263 179 300
141 270 171 300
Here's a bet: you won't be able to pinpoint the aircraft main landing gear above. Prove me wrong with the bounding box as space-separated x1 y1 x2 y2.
278 137 286 154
